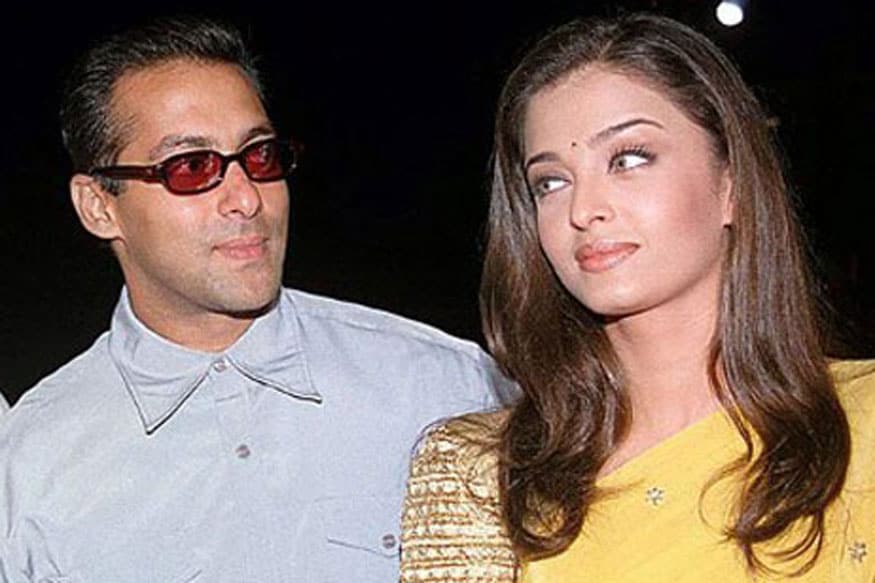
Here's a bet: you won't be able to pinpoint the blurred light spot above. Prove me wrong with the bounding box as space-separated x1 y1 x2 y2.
716 1 744 27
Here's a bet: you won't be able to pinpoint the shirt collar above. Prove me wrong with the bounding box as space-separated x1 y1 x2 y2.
108 289 322 434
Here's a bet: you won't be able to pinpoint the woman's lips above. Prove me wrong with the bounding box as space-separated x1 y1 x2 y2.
214 235 269 260
574 241 640 273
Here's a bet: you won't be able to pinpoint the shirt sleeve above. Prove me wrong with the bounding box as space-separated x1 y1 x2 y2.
400 421 517 582
454 348 518 413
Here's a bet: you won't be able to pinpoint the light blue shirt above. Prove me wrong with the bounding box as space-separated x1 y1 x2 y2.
0 393 7 415
0 288 510 582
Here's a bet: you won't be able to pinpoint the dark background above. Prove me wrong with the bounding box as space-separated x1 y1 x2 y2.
2 1 873 404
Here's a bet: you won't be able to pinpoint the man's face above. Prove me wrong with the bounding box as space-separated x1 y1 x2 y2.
102 60 289 331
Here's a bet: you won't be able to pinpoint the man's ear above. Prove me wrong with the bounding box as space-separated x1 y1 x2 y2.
70 174 123 241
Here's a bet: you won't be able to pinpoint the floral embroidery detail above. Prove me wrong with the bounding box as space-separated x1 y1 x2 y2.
849 541 867 563
645 486 665 507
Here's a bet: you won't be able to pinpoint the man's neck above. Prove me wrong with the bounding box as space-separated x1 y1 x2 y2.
125 289 275 353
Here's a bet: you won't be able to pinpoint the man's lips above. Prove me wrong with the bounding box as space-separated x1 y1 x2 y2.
214 235 269 260
574 241 640 273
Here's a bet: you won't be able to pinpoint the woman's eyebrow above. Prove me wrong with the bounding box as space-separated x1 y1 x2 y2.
587 117 664 148
524 118 665 171
524 151 561 172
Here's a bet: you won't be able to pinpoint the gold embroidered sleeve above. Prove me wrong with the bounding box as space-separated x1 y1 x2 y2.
401 421 518 582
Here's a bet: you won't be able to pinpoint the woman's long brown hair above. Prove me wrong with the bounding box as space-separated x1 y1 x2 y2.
481 13 850 574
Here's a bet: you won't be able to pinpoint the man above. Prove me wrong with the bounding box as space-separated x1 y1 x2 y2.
0 17 508 582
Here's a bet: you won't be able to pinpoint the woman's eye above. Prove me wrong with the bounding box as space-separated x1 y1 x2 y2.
530 176 570 197
609 150 653 172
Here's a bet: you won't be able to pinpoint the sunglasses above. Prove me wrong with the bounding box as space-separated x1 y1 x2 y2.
90 138 298 195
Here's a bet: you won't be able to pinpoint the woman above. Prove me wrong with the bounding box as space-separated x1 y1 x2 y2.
401 13 875 582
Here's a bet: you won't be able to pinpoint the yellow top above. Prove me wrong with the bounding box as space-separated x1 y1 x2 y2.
400 360 875 582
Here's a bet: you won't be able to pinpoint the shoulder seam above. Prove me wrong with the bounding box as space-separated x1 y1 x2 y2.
286 289 486 362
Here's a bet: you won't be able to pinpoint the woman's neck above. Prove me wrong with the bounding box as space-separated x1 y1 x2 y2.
600 300 723 475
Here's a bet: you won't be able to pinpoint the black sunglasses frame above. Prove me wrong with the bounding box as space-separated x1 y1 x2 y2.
89 138 299 195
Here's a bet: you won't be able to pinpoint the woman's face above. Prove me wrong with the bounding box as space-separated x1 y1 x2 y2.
523 67 733 322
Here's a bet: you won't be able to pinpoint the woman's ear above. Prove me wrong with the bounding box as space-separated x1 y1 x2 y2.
719 166 734 227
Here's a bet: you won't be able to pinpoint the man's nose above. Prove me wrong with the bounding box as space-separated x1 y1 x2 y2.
217 162 262 219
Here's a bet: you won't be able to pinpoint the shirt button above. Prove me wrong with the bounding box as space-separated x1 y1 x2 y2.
212 358 229 373
381 533 398 550
235 444 251 459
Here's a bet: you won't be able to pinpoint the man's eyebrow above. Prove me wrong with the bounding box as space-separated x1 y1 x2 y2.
587 117 664 148
239 125 277 145
147 124 277 161
148 135 215 161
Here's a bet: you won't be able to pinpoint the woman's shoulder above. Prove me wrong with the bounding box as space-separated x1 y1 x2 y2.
831 359 875 421
402 410 517 582
421 410 509 449
830 359 875 490
412 410 508 494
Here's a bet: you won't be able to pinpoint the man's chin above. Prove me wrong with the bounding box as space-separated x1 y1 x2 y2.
220 285 282 320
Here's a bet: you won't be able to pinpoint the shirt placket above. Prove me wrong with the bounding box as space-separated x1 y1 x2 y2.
206 355 279 582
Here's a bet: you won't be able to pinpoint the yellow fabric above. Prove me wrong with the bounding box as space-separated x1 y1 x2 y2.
523 359 875 582
400 360 875 583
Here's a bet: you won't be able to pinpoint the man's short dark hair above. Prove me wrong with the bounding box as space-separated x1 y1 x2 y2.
60 16 263 189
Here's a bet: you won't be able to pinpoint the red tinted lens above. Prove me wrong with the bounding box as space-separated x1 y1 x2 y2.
242 140 285 180
163 151 223 193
